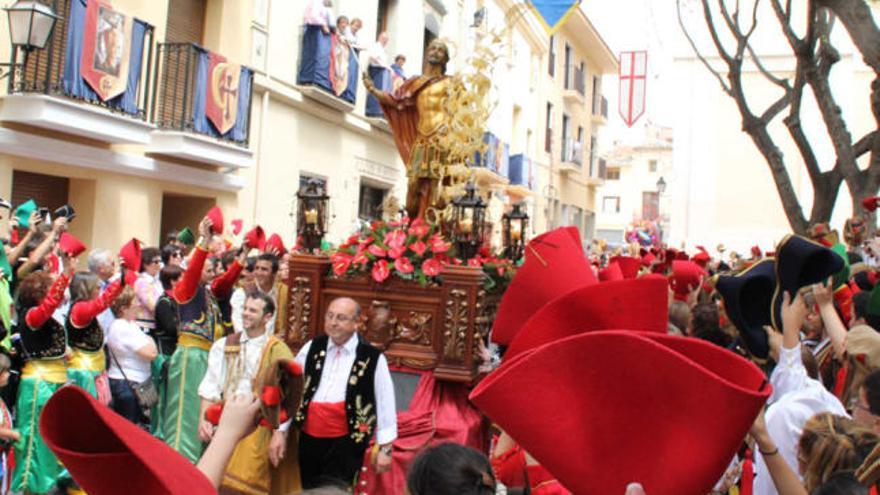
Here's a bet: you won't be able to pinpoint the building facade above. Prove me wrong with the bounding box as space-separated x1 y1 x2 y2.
595 124 673 248
0 0 614 252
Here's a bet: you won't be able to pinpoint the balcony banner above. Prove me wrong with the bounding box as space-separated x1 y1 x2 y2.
365 67 391 117
192 47 253 142
473 132 509 178
619 50 647 127
297 25 332 89
508 154 534 189
62 0 147 114
527 0 581 35
329 34 358 102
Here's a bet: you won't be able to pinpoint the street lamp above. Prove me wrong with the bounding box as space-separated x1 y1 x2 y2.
5 1 59 51
502 202 529 262
296 178 329 253
451 182 487 261
656 176 667 194
656 176 666 244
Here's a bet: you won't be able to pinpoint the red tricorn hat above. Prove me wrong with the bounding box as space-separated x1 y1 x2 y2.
40 386 215 494
58 232 86 257
470 331 771 495
670 260 705 301
863 196 880 212
599 262 624 282
505 277 668 361
610 256 641 279
118 239 142 272
692 246 711 268
491 227 596 345
640 252 656 266
244 226 266 250
231 218 244 235
266 233 287 254
206 206 224 235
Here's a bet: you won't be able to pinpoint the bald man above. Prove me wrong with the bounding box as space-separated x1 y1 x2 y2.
293 297 397 489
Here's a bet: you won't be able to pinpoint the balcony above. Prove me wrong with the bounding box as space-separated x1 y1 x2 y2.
0 0 156 144
507 153 534 200
562 64 585 105
147 43 254 169
587 157 606 186
592 95 608 125
296 25 359 113
559 138 582 174
472 132 510 189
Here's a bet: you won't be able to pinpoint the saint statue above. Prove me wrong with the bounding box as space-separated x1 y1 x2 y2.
364 40 462 220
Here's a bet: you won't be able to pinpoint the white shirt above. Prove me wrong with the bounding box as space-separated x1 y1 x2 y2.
198 329 270 402
295 335 398 445
368 41 389 68
752 344 848 495
230 285 277 335
106 319 154 382
303 0 331 26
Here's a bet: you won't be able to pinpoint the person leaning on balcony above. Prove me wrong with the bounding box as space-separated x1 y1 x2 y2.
368 32 391 69
294 297 397 490
303 0 334 35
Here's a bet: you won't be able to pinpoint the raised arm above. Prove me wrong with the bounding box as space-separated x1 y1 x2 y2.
813 279 847 360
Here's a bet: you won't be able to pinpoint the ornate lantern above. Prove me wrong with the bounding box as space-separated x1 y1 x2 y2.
296 178 329 253
451 182 487 261
5 1 59 52
502 202 529 262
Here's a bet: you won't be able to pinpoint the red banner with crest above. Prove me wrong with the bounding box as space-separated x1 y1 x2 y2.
80 0 132 101
206 52 241 136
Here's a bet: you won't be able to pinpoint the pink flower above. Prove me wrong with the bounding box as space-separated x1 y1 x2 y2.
352 251 369 266
422 258 443 277
331 253 352 276
394 257 414 274
468 258 482 267
388 245 406 259
358 236 374 249
428 235 450 254
368 244 387 257
384 230 407 250
372 259 390 283
408 218 430 238
410 241 427 257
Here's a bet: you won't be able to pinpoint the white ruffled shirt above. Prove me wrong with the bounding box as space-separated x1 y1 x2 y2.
752 344 847 495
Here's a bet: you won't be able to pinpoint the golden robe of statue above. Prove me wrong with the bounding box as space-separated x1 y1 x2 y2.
365 40 460 220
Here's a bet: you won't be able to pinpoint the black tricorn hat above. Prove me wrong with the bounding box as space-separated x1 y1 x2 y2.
717 258 776 361
770 234 845 331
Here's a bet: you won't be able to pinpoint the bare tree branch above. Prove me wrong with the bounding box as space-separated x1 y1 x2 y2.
817 0 880 72
676 0 732 95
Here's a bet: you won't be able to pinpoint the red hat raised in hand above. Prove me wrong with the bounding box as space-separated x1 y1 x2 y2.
40 386 215 495
670 260 705 300
599 262 624 282
266 233 287 254
863 196 880 212
491 227 597 346
118 239 142 272
471 331 770 495
58 232 86 257
231 218 244 235
206 206 224 235
609 256 641 279
244 226 266 250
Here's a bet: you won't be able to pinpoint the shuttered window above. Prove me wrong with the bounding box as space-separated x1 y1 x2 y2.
11 170 69 212
165 0 206 43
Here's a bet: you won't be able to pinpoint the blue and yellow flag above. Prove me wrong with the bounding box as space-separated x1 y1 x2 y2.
527 0 581 34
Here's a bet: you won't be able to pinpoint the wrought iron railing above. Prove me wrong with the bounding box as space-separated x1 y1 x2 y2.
151 42 253 147
564 64 585 96
9 0 154 121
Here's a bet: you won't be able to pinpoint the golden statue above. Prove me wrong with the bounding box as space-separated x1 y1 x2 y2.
364 40 465 220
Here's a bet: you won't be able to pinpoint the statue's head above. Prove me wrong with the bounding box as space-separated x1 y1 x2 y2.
426 39 450 73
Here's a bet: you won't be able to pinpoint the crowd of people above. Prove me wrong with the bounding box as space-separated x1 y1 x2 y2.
1 191 880 495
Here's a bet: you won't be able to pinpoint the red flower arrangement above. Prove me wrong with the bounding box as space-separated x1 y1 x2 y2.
329 218 452 286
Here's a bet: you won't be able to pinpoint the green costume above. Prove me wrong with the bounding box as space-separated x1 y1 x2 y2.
161 286 226 463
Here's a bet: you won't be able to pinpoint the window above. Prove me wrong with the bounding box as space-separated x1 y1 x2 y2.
358 182 388 221
649 160 658 172
563 42 572 88
545 102 553 153
548 35 555 77
561 114 570 161
606 167 620 180
602 196 620 213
